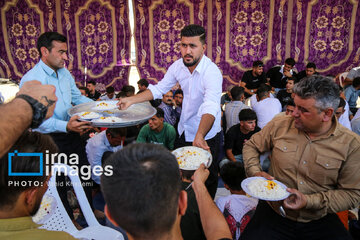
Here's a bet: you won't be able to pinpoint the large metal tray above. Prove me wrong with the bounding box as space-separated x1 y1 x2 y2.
68 101 156 128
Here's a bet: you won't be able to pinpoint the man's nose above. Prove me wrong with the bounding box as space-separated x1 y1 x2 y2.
63 53 68 60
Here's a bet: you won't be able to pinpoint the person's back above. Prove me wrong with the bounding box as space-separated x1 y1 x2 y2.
225 86 249 132
216 162 258 240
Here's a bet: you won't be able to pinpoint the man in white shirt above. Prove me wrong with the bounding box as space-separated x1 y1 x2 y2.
252 85 282 128
85 128 126 185
118 24 222 198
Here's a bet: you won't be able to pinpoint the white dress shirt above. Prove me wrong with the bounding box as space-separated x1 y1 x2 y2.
85 131 123 184
148 55 222 141
252 98 282 128
250 92 275 108
339 101 352 130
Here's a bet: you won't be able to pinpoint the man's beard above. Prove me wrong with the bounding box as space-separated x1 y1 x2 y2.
183 55 200 67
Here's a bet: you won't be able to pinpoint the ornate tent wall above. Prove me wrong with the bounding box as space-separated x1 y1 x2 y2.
133 0 360 90
0 0 131 90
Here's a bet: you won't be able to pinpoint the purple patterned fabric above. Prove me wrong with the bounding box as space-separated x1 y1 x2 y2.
0 0 131 91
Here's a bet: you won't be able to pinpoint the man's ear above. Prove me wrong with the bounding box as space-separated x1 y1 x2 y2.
40 46 49 58
323 108 334 122
104 204 119 227
178 190 187 216
24 188 38 206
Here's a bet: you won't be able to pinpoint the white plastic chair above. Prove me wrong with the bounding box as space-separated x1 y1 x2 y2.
35 163 124 240
336 72 348 87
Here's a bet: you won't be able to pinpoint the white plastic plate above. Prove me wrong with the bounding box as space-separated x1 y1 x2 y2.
241 177 290 201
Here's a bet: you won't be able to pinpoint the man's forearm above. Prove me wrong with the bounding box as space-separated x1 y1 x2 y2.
0 98 32 158
196 114 215 138
129 89 154 103
225 149 237 162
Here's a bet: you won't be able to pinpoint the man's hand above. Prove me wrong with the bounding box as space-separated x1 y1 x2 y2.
193 133 210 152
254 171 274 180
17 80 57 119
193 163 210 185
66 115 91 133
117 97 133 110
284 70 292 78
283 188 307 210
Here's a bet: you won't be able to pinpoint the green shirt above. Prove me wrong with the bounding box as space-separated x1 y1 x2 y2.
136 122 176 150
0 216 76 240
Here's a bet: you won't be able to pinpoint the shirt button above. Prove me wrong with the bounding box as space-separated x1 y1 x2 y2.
303 161 306 164
283 147 287 150
325 163 329 167
300 181 304 185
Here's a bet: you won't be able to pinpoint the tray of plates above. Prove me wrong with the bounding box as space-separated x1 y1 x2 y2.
68 100 156 128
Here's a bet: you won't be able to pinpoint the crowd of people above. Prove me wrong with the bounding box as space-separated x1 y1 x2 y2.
1 24 360 240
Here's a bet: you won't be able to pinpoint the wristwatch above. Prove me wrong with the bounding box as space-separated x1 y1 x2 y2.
16 94 48 128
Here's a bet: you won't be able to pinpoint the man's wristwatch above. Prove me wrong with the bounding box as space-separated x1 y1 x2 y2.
16 94 48 129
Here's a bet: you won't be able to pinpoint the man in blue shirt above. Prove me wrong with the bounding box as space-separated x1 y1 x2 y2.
344 77 360 115
20 32 93 227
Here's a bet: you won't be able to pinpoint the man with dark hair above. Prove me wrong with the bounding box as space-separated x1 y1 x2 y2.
100 86 116 101
118 24 222 198
224 86 249 132
344 76 360 115
0 131 76 239
137 78 149 93
136 108 176 150
276 77 296 109
158 90 180 126
296 62 318 81
79 86 90 97
345 65 360 87
86 128 127 185
253 85 282 128
121 85 135 97
20 32 94 225
216 162 258 240
101 143 232 240
240 60 267 98
266 58 296 92
285 99 295 116
242 75 360 240
87 80 101 100
174 89 184 108
219 109 260 168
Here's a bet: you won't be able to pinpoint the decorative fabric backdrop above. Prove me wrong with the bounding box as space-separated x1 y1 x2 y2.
0 0 131 90
133 0 360 90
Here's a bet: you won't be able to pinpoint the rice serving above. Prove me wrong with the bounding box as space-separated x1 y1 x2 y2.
92 116 122 123
92 101 117 111
246 178 288 200
77 111 100 119
173 146 210 170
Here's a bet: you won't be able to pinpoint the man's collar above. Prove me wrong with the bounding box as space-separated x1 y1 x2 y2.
39 59 56 77
0 216 39 231
181 54 206 74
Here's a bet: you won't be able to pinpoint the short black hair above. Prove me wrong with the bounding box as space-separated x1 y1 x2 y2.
306 62 316 69
116 91 127 98
87 80 97 86
0 131 58 209
106 128 127 138
230 86 244 101
238 108 257 122
37 32 67 58
155 107 164 119
180 24 206 45
106 86 115 94
353 77 360 88
256 84 270 100
285 58 296 67
79 86 90 96
220 162 246 191
338 97 346 109
174 89 183 96
286 98 295 107
287 76 297 84
253 60 263 67
122 85 135 95
101 143 182 239
137 79 149 87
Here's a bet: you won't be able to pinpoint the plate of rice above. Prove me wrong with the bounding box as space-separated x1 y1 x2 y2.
172 146 212 170
92 116 122 123
241 177 290 201
92 101 118 111
77 111 101 120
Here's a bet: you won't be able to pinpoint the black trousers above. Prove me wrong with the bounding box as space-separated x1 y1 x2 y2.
49 132 93 220
240 200 353 240
174 132 221 199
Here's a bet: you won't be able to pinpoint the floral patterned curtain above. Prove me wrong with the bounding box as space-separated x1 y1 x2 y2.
133 0 360 90
0 0 131 90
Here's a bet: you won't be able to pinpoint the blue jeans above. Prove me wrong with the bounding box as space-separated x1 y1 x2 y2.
219 154 270 172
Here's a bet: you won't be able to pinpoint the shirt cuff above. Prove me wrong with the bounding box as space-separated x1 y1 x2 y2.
305 193 321 209
56 120 68 133
246 166 262 177
148 84 163 100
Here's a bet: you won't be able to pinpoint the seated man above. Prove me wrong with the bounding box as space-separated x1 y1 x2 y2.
266 58 296 93
0 131 76 239
220 109 260 168
224 86 249 133
296 62 318 81
240 60 267 98
158 90 180 126
121 85 135 97
344 65 360 87
87 80 101 100
174 89 183 109
136 108 176 150
79 86 90 97
216 162 258 240
101 143 232 240
276 77 296 109
275 99 296 118
180 169 206 240
137 78 149 94
252 85 282 128
86 128 127 185
336 97 352 130
344 77 360 115
100 86 116 101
